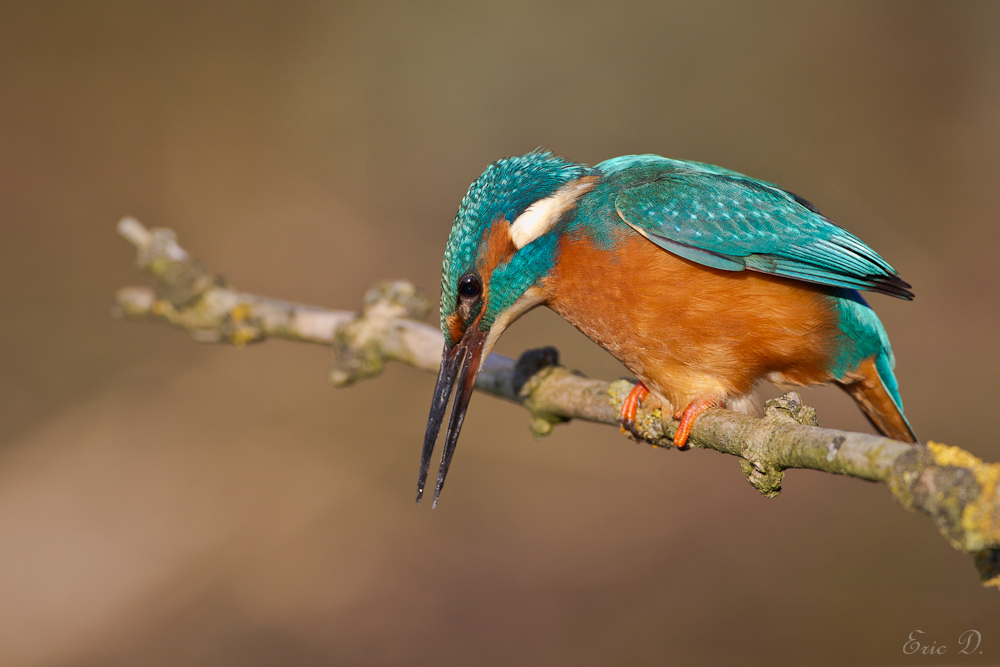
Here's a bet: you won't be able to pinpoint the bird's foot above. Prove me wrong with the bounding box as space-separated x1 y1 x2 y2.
672 397 719 449
620 381 650 440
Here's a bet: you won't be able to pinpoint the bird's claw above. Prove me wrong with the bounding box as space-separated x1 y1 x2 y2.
621 417 642 440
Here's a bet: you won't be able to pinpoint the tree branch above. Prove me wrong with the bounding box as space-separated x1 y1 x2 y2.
113 217 1000 589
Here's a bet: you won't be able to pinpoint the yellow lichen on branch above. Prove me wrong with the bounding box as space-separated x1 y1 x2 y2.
927 442 1000 552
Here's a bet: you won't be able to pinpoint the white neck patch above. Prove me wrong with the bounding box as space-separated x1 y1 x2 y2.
477 286 546 373
509 177 597 250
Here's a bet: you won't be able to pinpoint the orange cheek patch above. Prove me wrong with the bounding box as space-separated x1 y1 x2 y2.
477 218 516 277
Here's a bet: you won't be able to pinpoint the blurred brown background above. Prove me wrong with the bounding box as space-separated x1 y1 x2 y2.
1 1 998 665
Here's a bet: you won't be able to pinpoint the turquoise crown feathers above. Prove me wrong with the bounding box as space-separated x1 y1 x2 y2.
440 151 592 339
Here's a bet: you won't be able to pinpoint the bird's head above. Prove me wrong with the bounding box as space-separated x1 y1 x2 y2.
417 151 597 506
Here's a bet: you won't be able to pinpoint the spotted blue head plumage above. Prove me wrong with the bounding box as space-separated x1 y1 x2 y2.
440 150 592 345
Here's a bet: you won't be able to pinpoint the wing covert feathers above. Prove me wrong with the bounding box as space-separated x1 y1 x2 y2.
609 162 914 300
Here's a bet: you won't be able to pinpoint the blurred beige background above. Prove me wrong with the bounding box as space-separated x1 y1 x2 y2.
2 1 999 665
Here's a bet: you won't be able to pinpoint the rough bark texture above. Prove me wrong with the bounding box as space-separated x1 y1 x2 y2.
113 218 1000 589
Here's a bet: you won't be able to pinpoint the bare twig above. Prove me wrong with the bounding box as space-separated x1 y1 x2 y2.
113 217 1000 589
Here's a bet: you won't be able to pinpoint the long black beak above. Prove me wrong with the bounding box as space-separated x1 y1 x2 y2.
416 325 488 507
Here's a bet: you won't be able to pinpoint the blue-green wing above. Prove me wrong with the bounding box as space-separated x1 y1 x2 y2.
605 157 913 299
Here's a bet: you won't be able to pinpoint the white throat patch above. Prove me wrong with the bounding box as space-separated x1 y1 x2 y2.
509 177 597 250
477 286 547 373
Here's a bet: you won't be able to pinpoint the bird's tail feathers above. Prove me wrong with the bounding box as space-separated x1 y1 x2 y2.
837 355 917 443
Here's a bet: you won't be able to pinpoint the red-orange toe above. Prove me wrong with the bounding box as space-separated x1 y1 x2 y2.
620 381 650 440
672 397 719 449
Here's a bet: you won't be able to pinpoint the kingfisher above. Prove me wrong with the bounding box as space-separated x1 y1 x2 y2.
417 151 916 506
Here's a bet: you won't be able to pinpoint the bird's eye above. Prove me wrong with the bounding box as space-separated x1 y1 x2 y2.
458 274 482 299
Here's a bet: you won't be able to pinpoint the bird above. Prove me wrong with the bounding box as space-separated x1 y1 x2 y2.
417 150 916 506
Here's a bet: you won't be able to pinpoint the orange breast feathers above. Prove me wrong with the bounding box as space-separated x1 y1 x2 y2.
542 228 841 411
